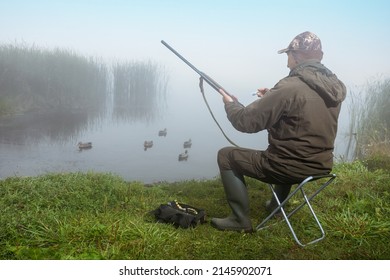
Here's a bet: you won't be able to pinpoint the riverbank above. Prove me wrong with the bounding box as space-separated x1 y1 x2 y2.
1 160 389 260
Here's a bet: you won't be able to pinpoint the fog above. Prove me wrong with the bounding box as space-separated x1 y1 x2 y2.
0 43 347 183
0 40 275 183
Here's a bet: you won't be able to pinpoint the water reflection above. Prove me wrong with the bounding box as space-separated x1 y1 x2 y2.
0 110 102 145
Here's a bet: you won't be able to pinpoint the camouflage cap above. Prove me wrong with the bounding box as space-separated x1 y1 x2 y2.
278 31 322 54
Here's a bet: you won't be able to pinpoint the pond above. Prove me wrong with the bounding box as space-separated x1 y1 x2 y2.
0 89 261 184
0 88 349 184
0 117 212 184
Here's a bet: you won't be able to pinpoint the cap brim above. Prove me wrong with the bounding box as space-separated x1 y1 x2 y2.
277 48 289 54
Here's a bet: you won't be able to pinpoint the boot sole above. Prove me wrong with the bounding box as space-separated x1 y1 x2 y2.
210 221 253 233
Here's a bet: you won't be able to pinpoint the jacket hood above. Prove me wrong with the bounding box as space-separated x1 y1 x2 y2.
290 60 347 107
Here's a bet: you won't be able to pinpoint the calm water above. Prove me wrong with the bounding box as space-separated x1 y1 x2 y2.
0 116 215 183
0 89 260 183
0 89 350 184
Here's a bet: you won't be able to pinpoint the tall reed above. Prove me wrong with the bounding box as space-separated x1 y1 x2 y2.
348 77 390 159
0 43 108 115
112 60 168 122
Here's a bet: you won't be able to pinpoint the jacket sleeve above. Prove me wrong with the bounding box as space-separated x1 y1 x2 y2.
224 80 289 133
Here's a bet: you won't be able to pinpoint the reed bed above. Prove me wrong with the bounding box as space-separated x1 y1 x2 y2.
0 42 168 121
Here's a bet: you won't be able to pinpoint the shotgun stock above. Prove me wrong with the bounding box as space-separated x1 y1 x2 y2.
161 40 232 97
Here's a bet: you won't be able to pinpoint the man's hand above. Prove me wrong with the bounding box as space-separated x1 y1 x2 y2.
256 88 269 98
219 89 237 104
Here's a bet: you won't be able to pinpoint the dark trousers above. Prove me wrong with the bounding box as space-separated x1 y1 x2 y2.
217 146 301 185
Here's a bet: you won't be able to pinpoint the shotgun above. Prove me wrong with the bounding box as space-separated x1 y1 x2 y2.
161 40 233 98
161 40 239 147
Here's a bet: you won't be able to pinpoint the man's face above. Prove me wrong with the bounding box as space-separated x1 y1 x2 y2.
287 51 297 70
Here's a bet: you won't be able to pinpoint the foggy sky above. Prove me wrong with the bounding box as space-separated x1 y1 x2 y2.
1 1 389 87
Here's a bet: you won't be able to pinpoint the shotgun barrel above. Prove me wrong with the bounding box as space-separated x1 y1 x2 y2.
161 40 232 97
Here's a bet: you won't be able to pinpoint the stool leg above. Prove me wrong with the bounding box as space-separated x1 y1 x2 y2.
257 184 295 230
258 184 307 246
266 184 291 213
257 175 336 247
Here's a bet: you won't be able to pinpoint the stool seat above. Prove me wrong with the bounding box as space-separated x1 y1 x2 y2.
256 174 336 247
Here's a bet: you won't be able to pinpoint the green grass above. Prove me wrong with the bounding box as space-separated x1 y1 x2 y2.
1 160 389 260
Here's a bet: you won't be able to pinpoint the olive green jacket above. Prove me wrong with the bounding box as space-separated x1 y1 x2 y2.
225 60 346 180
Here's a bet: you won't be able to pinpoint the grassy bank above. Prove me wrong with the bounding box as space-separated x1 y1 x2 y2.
1 160 389 260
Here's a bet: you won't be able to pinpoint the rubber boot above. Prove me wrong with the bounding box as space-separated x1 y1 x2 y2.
265 184 292 213
211 170 253 233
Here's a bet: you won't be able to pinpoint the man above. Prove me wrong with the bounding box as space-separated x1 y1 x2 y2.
211 31 346 233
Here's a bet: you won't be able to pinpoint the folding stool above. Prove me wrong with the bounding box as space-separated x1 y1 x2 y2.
256 174 336 247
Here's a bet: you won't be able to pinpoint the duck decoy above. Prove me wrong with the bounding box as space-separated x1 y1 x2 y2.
178 150 189 161
78 142 92 150
183 139 192 148
144 140 153 151
158 128 167 137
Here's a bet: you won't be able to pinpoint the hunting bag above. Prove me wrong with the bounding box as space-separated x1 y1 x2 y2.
150 200 206 229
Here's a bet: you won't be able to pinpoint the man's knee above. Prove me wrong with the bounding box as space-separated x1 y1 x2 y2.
217 146 235 170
